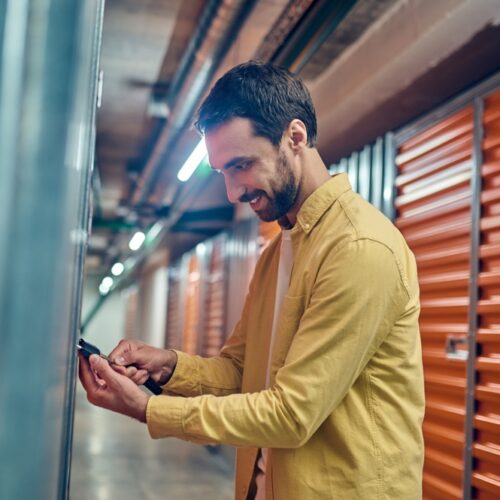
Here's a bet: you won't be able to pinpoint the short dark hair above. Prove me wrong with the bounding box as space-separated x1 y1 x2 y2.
195 61 317 147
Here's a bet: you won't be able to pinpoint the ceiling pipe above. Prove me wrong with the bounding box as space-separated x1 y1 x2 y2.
270 0 357 74
132 0 258 207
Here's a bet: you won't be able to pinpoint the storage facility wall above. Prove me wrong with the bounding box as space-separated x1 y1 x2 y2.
182 253 202 355
473 88 500 499
394 74 500 499
165 262 184 350
224 219 260 337
164 218 260 356
202 236 228 357
123 285 139 339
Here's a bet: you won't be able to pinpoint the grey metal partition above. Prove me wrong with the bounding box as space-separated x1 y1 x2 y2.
329 134 396 220
0 1 104 499
225 218 259 336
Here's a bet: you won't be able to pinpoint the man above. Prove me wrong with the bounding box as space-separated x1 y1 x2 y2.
79 61 424 499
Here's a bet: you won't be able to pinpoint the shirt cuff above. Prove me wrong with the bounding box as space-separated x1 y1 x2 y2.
146 394 187 439
162 350 200 396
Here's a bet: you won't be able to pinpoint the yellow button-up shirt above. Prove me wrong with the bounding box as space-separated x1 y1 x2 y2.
147 173 425 499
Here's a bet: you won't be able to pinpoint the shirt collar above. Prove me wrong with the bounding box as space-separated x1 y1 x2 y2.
295 173 352 234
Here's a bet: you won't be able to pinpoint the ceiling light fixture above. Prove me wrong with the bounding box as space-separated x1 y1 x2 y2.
177 138 207 182
111 262 124 276
129 231 145 251
98 276 114 295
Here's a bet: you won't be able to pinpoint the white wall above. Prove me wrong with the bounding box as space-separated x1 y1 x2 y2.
137 266 168 348
81 276 127 354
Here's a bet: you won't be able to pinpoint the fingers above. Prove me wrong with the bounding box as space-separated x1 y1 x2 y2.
131 369 149 385
78 353 100 392
89 355 121 388
111 363 149 385
80 353 150 421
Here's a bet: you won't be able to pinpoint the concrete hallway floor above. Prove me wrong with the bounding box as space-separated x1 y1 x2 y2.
70 385 235 499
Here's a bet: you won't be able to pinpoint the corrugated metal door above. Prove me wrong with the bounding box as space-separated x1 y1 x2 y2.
183 254 201 354
203 237 227 357
473 89 500 498
395 107 475 499
259 220 280 253
165 264 182 350
225 218 259 335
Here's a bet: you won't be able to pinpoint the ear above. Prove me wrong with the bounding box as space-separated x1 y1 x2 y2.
285 119 308 152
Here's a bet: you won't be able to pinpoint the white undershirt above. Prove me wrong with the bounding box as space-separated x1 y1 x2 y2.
255 230 293 500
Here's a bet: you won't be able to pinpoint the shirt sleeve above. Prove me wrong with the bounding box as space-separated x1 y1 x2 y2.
162 335 245 398
147 239 411 447
161 287 253 398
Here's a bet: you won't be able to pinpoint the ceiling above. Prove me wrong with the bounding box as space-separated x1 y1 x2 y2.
87 0 500 282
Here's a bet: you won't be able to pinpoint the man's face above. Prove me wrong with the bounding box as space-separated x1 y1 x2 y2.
205 117 299 222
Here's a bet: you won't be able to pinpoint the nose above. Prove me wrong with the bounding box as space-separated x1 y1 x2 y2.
223 174 245 204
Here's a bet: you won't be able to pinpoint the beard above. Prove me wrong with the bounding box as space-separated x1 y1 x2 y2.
254 148 299 222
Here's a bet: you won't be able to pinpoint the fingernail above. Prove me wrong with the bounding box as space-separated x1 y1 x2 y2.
89 354 99 367
116 356 125 365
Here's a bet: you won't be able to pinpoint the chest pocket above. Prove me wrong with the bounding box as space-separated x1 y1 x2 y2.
269 294 306 381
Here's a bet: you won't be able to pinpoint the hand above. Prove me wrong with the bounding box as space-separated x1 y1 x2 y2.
78 353 150 422
109 339 177 386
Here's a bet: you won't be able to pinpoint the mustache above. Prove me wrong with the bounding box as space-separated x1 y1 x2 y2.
239 190 266 203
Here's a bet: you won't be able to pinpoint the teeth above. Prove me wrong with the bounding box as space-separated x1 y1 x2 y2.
250 195 260 204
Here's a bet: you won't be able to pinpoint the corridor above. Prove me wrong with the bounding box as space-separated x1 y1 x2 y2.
70 385 234 500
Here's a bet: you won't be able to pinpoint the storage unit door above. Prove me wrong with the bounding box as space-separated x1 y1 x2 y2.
183 254 201 354
258 220 281 252
203 238 227 357
165 265 182 350
395 107 475 499
473 89 500 499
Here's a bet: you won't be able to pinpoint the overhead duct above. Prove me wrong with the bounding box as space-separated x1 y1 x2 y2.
132 0 258 207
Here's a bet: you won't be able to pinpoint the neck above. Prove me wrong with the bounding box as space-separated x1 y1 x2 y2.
286 148 330 226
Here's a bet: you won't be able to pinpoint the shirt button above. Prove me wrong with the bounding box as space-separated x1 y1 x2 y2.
304 223 310 230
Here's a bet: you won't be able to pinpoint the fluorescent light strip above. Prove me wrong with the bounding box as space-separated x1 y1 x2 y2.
177 139 207 182
111 262 124 276
129 231 145 251
146 221 163 242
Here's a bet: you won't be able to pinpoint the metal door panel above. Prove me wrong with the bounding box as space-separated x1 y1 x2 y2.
397 108 473 159
203 236 228 357
472 89 500 498
0 1 104 498
183 254 202 354
395 107 474 499
165 263 183 349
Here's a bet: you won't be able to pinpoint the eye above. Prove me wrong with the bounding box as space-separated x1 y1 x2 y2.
235 161 251 171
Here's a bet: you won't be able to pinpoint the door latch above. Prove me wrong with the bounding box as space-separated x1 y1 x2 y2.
445 335 468 360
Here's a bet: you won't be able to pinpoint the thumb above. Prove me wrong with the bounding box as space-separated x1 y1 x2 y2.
90 355 121 384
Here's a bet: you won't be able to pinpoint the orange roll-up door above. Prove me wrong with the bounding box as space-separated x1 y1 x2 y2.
258 220 280 253
183 254 201 355
395 107 474 499
203 238 227 357
473 90 500 499
165 265 182 349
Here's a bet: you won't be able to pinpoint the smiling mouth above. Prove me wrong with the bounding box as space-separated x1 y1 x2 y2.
249 194 262 209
